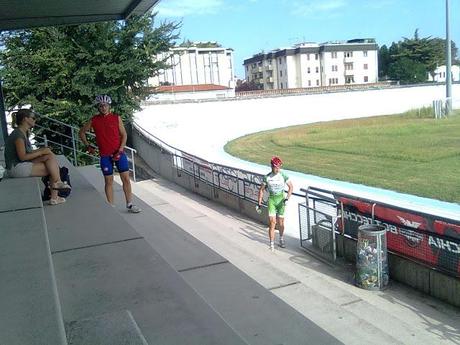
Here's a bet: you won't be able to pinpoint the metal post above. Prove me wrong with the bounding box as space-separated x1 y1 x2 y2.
131 149 136 182
446 0 452 114
0 79 7 147
71 127 78 166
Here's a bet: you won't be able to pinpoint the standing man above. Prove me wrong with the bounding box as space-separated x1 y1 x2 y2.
79 95 141 213
258 156 293 251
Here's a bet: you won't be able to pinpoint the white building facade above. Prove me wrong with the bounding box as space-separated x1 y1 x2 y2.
243 39 378 90
149 46 235 89
427 65 460 82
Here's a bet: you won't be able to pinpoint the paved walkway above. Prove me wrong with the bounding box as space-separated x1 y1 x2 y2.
83 166 460 345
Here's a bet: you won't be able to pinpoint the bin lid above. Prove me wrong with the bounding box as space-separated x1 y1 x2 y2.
358 224 386 235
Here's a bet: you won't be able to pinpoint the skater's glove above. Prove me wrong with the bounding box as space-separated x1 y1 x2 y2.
112 149 124 161
86 145 96 155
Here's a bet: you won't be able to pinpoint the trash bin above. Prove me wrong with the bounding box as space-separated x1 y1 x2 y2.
356 224 389 290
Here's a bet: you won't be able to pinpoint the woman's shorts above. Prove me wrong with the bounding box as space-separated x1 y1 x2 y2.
8 162 34 178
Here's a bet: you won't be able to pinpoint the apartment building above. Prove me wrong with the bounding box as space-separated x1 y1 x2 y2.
148 45 235 89
243 39 378 89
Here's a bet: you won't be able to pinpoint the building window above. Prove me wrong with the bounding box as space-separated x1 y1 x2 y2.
331 52 337 58
345 63 353 70
307 54 310 61
308 80 311 86
315 54 319 60
279 58 282 64
345 51 353 58
280 70 283 77
316 79 319 86
332 65 338 72
363 51 368 57
364 76 369 82
307 67 311 73
315 66 319 73
280 82 283 89
364 63 368 70
329 78 339 85
345 76 355 84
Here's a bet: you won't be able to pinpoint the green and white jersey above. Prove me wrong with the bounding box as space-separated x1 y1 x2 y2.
263 171 290 196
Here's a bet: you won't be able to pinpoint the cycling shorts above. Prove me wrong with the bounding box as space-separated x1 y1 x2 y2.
100 152 129 176
267 193 286 217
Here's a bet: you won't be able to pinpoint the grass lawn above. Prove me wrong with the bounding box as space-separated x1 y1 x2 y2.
224 109 460 203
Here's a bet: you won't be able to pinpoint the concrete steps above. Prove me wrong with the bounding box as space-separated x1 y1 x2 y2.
0 177 67 345
47 161 249 345
126 175 460 345
78 165 343 345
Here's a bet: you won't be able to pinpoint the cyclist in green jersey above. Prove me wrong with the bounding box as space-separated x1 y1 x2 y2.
257 156 293 251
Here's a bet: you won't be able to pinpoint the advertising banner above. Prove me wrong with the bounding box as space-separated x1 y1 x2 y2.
334 194 460 277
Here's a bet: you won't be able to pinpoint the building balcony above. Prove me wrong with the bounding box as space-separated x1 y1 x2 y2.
266 77 273 83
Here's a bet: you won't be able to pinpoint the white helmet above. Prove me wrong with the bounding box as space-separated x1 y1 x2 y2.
94 94 112 105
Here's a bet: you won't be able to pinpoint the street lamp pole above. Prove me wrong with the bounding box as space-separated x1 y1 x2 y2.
446 0 452 114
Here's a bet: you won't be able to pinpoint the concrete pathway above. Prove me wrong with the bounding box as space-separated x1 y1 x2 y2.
82 166 460 345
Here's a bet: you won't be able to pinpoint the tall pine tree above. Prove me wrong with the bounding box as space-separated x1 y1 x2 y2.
0 13 180 125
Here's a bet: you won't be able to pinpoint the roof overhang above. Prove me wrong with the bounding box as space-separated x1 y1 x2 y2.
0 0 161 31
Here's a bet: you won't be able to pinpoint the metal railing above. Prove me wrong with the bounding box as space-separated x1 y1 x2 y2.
133 122 265 203
31 112 137 181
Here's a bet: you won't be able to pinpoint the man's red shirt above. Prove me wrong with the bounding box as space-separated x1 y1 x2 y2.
91 112 121 156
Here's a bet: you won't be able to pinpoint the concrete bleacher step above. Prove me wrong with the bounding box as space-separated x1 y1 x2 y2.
78 164 343 345
0 177 67 345
66 310 148 345
126 176 460 345
46 159 249 345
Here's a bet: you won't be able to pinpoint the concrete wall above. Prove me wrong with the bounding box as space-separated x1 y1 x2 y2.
132 128 267 225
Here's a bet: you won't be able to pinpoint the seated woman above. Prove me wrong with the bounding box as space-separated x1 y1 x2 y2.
4 109 71 205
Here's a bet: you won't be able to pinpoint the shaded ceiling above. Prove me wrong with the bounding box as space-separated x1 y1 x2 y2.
0 0 161 31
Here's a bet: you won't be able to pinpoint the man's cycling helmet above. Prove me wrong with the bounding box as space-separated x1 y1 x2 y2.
270 156 283 167
94 94 112 105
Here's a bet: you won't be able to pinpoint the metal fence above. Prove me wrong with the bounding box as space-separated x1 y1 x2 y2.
133 122 267 204
298 187 340 263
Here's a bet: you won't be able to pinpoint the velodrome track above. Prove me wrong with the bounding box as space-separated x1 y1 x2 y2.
134 84 460 237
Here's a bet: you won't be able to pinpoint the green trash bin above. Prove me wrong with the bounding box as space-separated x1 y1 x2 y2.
356 224 389 290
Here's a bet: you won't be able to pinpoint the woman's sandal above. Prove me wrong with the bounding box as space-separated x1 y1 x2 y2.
48 197 66 205
52 181 71 191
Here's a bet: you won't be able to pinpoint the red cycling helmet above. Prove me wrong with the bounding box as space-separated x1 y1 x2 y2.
270 156 282 167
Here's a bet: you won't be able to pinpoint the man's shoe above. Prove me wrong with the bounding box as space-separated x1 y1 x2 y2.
279 237 286 248
127 204 141 213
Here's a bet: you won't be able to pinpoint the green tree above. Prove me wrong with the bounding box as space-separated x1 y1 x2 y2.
388 57 427 84
379 30 458 83
378 45 390 79
0 13 180 126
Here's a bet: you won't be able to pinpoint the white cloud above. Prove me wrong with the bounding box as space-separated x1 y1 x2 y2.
291 0 347 16
156 0 225 17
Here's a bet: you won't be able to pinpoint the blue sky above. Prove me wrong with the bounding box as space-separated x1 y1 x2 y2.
155 0 460 78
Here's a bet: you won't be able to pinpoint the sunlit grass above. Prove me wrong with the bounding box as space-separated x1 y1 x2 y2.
224 109 460 203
